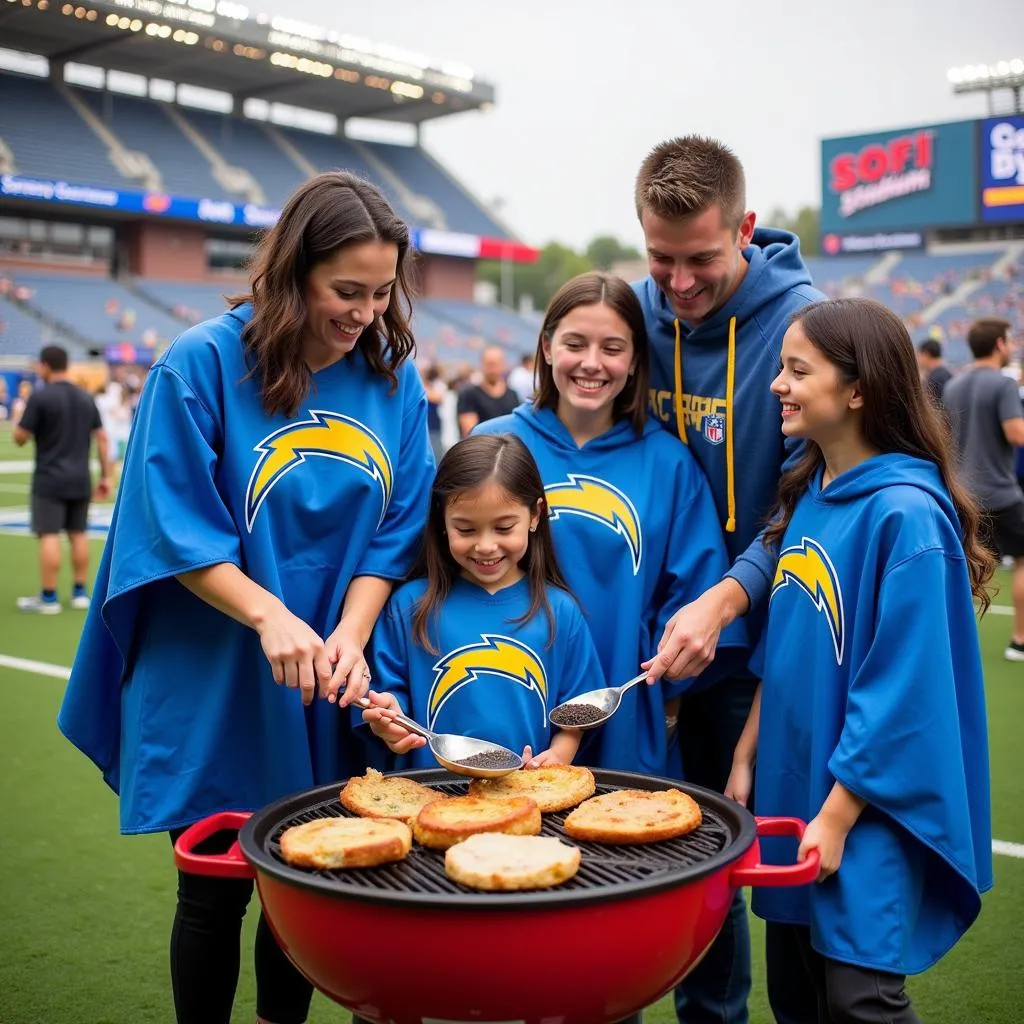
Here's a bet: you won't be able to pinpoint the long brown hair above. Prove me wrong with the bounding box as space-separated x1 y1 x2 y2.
410 434 571 653
230 171 416 417
763 298 994 611
533 272 650 435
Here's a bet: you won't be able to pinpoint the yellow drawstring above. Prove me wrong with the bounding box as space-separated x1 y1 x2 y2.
725 315 737 533
672 315 738 533
672 318 687 446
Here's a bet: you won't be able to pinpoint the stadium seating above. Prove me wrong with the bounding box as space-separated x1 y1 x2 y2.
0 75 127 189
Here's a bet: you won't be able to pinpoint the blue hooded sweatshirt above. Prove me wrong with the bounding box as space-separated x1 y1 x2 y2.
369 576 603 770
57 305 434 833
752 454 992 974
633 228 825 643
475 405 747 774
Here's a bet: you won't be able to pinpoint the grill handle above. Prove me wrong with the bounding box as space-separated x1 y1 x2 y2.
173 811 255 879
729 816 820 887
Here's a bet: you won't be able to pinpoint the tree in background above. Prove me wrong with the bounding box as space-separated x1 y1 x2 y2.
585 235 642 271
765 206 820 256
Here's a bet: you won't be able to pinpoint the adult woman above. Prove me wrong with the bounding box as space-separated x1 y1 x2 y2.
476 272 745 777
58 172 433 1024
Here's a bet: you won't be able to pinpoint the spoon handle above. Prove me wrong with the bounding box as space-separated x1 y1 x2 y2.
618 670 650 694
353 696 434 740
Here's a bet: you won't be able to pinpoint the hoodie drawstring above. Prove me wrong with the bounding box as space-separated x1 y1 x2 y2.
672 315 738 534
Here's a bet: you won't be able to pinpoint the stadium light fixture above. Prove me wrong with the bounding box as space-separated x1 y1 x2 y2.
948 58 1024 89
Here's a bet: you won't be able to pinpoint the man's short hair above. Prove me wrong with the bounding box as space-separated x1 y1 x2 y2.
39 345 68 372
917 339 942 359
967 317 1011 359
635 135 746 229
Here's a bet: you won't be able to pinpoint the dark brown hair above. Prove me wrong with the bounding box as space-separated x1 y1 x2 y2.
967 317 1011 359
532 272 650 434
635 135 746 229
230 171 415 417
39 345 68 372
763 298 994 611
410 434 571 652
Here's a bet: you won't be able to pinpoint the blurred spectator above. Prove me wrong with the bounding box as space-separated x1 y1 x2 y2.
507 352 536 402
11 379 33 427
12 345 112 614
420 363 448 462
916 338 952 408
456 346 520 437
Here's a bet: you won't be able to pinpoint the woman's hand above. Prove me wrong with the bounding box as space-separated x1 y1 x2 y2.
798 811 849 881
724 756 754 808
643 579 749 681
361 690 426 755
322 622 371 707
255 605 333 706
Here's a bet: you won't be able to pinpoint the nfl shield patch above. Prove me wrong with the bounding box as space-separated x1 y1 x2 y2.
703 413 725 445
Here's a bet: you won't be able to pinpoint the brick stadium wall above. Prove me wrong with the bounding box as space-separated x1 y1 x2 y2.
415 254 475 300
126 222 206 280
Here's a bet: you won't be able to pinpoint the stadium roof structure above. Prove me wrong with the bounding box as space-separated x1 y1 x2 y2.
0 0 495 124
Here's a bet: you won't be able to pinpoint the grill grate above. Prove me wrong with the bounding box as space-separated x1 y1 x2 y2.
263 779 735 900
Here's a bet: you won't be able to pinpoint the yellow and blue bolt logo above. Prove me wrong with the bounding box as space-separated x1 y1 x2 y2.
771 536 845 665
544 474 643 575
429 634 548 726
245 411 393 532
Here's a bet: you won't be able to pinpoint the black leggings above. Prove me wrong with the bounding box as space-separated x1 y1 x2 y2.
766 922 921 1024
169 828 314 1024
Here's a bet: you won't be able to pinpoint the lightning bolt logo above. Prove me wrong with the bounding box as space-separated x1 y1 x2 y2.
429 634 548 726
772 536 845 664
545 474 643 575
244 411 393 532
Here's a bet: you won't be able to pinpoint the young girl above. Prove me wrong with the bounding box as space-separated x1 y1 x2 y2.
728 297 993 1023
475 272 746 776
362 433 602 767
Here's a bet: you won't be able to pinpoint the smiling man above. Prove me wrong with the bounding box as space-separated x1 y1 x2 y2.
632 136 825 1024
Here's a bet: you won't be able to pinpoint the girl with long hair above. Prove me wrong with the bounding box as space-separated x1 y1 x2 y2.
58 172 434 1024
474 272 746 775
729 298 993 1023
362 433 602 767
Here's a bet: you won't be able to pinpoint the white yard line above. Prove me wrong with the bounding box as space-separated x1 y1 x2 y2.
3 650 1023 859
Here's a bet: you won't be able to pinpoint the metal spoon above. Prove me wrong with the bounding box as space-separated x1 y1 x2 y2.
355 697 523 779
547 671 649 730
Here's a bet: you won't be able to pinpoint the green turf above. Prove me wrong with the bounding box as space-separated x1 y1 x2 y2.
0 530 1021 1024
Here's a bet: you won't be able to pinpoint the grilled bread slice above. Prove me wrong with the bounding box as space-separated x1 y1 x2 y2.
468 764 596 813
340 768 438 824
412 795 542 850
563 788 702 845
279 816 412 869
445 833 582 891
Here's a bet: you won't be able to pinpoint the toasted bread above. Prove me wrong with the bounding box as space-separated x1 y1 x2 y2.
563 788 702 845
278 816 412 869
468 764 596 813
340 768 438 824
445 832 582 891
412 795 542 850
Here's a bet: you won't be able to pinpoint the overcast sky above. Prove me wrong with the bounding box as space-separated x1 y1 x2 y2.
271 0 1018 248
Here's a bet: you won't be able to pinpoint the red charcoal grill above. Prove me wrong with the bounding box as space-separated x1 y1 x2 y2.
176 768 817 1024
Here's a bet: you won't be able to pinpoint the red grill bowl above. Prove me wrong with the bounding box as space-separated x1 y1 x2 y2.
176 768 817 1023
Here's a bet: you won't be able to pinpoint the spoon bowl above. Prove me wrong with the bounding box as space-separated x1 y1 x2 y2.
356 697 523 778
548 671 649 730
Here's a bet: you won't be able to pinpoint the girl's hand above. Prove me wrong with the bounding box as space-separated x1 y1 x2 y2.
256 605 333 706
521 744 565 769
360 690 426 755
798 811 849 881
322 623 371 707
724 757 753 808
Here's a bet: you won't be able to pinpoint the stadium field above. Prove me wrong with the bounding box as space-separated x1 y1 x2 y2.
0 429 1021 1024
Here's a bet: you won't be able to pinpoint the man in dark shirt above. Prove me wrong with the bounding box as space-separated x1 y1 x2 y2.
916 338 953 408
13 345 111 613
456 345 521 437
943 317 1024 660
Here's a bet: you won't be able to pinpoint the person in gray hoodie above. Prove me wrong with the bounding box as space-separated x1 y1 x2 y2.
632 135 825 1024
